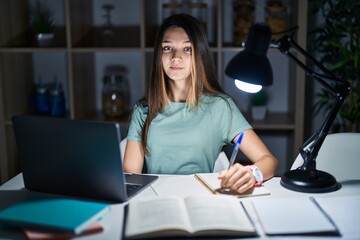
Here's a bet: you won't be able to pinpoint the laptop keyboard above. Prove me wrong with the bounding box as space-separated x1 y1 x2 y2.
126 183 142 196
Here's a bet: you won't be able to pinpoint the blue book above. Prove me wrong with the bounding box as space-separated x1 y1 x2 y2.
0 197 110 235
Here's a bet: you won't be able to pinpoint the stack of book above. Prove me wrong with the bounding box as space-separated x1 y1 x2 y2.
0 196 109 239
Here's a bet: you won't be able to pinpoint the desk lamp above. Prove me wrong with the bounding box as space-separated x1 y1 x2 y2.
225 23 351 193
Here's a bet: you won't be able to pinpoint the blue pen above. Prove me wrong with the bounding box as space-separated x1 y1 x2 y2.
228 131 244 169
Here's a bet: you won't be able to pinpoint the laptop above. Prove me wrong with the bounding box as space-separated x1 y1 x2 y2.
11 115 158 203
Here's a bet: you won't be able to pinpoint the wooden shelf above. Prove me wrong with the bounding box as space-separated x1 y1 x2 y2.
248 112 295 131
73 27 141 48
2 28 67 48
0 0 307 183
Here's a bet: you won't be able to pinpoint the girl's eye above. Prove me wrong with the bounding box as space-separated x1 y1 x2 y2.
163 46 171 52
184 47 192 53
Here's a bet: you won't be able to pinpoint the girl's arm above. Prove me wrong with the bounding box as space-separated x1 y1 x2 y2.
219 129 278 193
123 140 145 173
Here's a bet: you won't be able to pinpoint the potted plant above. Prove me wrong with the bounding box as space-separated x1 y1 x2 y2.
250 89 268 120
308 0 360 132
31 1 55 46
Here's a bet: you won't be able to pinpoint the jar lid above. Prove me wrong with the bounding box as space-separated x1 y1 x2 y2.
233 2 255 12
188 3 207 9
234 0 254 6
266 1 286 12
163 3 182 9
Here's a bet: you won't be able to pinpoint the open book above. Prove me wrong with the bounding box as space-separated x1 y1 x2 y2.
195 173 270 197
124 195 257 239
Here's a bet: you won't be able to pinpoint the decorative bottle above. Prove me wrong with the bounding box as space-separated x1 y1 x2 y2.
35 77 49 114
102 73 129 118
49 80 65 117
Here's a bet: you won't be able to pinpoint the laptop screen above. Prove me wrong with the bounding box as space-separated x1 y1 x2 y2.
12 115 157 203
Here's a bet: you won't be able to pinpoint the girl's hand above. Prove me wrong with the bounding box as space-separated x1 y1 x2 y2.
218 163 255 194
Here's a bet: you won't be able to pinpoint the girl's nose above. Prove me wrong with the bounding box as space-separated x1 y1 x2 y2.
171 50 182 62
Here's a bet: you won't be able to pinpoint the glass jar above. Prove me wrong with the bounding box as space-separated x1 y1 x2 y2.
233 0 255 46
189 1 207 31
162 2 182 20
102 73 129 118
265 0 287 40
163 1 207 30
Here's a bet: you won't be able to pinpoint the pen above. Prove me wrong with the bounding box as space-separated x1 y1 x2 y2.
228 131 244 169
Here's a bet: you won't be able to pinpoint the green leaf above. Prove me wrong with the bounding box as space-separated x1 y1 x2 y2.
249 90 268 106
309 0 360 131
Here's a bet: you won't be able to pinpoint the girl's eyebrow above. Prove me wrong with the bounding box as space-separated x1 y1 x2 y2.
162 40 191 44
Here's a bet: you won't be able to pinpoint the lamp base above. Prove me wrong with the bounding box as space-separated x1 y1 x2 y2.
280 169 341 193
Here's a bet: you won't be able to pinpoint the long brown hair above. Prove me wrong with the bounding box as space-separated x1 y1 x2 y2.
141 14 224 154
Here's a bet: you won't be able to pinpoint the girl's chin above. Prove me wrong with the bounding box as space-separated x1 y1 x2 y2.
168 76 189 82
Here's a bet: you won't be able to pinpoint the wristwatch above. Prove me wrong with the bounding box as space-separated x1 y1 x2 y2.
246 165 263 186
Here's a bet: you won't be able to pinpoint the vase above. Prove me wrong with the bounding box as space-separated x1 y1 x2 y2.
251 106 267 120
36 33 54 47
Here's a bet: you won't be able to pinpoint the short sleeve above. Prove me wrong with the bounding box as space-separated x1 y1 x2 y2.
210 95 252 144
127 101 148 142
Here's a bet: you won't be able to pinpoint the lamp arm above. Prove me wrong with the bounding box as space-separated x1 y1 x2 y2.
276 36 345 93
299 87 348 171
275 35 351 171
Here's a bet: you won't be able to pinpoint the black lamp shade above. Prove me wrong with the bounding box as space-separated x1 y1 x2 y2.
225 23 273 87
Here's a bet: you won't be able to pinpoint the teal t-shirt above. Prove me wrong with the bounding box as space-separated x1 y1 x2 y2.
127 94 252 174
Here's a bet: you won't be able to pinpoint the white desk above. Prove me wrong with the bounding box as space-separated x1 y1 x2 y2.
0 173 359 239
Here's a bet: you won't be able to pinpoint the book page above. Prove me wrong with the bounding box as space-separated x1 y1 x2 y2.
152 175 210 198
125 196 192 238
184 195 255 234
195 173 270 197
252 197 339 236
315 195 360 239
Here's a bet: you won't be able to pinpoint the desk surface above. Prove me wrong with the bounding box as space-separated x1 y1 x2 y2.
0 174 359 240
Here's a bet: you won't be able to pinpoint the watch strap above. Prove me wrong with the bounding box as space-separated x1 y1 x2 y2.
245 165 263 186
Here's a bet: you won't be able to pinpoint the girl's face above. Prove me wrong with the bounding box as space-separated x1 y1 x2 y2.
161 27 192 83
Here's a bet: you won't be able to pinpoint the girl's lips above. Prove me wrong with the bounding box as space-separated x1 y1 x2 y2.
170 67 183 70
